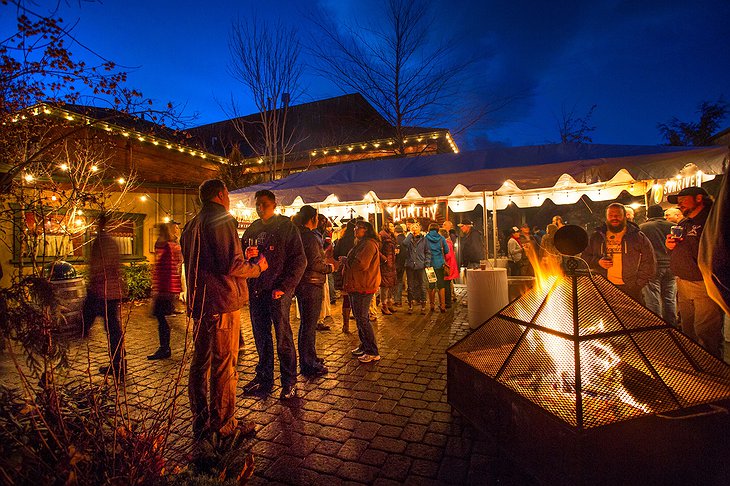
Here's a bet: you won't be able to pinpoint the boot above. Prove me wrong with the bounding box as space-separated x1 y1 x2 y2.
342 308 351 333
381 305 392 315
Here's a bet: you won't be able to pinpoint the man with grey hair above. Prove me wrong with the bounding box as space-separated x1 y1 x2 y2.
181 179 268 448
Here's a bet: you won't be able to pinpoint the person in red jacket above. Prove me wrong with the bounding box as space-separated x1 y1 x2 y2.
148 222 183 360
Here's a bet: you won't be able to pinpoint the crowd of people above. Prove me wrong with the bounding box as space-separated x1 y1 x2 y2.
79 178 726 457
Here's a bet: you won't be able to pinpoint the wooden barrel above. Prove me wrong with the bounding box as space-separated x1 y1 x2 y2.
50 277 86 334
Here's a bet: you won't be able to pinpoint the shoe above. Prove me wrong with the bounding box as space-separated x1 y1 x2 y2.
351 347 365 356
99 365 125 382
430 305 435 312
369 312 377 321
280 385 298 400
388 305 397 313
357 354 381 363
316 322 331 331
147 347 171 360
394 302 402 307
421 305 427 315
381 306 392 315
243 378 273 395
407 302 413 314
301 365 328 377
440 306 446 313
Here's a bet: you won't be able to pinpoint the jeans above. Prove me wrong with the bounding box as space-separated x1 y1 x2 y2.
642 266 677 326
189 311 240 440
395 267 405 304
349 292 378 355
248 291 297 387
677 278 724 359
83 295 124 373
327 274 336 303
296 283 324 373
406 267 426 304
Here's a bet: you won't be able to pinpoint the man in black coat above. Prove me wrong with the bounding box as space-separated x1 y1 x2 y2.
640 205 677 326
458 220 485 269
241 190 306 400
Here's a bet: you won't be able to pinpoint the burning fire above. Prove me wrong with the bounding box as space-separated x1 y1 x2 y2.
518 241 652 417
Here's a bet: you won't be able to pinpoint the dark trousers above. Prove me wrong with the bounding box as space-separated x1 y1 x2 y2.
152 294 174 349
82 295 124 373
189 311 240 440
406 267 426 304
395 266 406 304
296 283 324 373
349 292 378 355
248 292 297 387
444 280 453 307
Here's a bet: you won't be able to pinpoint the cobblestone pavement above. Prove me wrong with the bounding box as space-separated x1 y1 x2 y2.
1 287 535 485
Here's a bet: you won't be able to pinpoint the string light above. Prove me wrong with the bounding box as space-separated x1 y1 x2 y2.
117 177 126 184
163 216 170 223
90 165 99 172
140 195 148 202
59 163 69 171
23 173 34 182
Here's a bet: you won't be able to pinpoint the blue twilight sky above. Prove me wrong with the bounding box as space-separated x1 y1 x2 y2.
4 0 729 149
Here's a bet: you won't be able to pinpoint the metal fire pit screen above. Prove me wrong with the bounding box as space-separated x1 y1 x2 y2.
448 273 730 429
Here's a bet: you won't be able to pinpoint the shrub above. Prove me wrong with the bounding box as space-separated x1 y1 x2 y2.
122 262 152 301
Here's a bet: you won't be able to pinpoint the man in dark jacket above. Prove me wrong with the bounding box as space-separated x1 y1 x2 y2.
295 205 333 377
404 222 431 314
458 220 485 269
582 203 655 303
394 225 407 305
666 186 724 358
180 179 268 446
640 205 677 326
242 190 306 399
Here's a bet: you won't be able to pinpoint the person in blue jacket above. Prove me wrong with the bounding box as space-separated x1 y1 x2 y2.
425 223 450 313
403 222 430 314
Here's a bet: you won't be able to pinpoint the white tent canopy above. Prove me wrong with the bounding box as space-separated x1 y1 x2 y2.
231 143 729 212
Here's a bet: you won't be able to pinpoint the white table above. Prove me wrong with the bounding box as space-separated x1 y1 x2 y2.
466 268 509 329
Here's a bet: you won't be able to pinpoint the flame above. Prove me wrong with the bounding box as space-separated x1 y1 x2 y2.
518 238 651 415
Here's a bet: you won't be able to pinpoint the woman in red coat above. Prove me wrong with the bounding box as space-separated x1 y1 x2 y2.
440 229 459 309
379 223 398 314
148 222 182 360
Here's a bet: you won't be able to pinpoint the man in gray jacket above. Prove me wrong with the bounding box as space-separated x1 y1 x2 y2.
181 179 268 449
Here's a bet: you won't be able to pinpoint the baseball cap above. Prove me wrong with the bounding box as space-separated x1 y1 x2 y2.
667 186 709 204
458 220 474 226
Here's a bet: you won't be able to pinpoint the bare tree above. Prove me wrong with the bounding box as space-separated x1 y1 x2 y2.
658 98 728 146
228 16 304 181
308 0 484 155
556 103 597 144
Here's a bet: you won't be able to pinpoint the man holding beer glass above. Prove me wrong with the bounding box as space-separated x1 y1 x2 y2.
666 186 724 359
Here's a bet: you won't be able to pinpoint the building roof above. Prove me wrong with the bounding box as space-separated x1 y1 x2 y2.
186 93 454 159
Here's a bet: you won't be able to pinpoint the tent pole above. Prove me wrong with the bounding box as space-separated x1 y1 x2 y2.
492 192 499 265
482 191 489 261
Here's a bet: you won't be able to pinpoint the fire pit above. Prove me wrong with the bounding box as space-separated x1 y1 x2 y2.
447 229 730 485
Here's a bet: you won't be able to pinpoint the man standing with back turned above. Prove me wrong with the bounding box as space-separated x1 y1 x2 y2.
180 179 268 448
242 190 307 400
